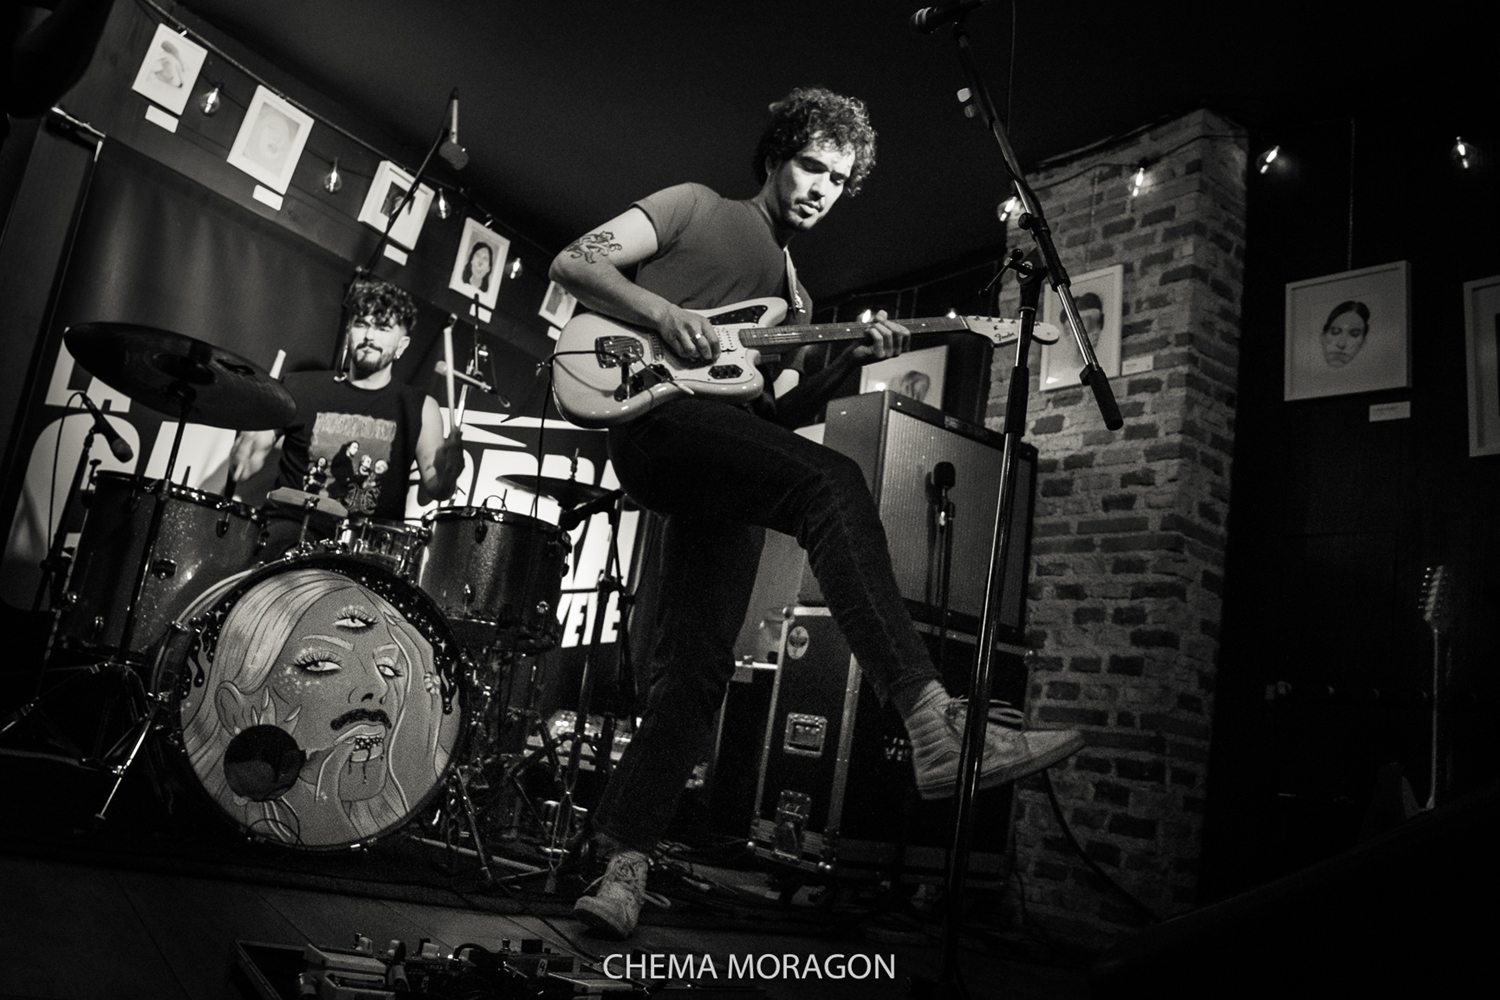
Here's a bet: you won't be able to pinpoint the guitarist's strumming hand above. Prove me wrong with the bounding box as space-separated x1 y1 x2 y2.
659 304 722 363
843 310 910 364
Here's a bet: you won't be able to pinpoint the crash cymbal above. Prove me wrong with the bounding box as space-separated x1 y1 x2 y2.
497 474 614 510
64 322 295 430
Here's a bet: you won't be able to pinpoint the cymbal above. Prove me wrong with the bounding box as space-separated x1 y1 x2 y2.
266 487 347 520
64 322 295 430
497 474 614 509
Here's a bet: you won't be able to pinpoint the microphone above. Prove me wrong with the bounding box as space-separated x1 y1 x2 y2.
438 87 468 170
909 0 989 33
436 360 510 408
79 393 133 461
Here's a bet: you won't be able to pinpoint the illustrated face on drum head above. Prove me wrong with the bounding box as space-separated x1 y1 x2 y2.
266 587 404 803
177 565 459 848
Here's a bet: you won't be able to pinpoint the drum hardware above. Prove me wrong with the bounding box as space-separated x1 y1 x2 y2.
269 487 349 557
5 324 294 821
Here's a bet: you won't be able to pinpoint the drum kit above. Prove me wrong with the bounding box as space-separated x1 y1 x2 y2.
3 322 636 871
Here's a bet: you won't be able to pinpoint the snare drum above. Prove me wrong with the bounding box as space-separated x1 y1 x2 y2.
336 515 429 580
58 472 265 656
417 508 570 653
155 554 465 849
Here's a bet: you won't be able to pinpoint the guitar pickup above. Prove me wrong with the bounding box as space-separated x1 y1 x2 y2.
708 364 743 380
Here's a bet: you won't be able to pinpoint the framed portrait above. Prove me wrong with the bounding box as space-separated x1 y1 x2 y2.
131 23 208 115
225 85 314 194
1463 274 1500 457
1284 261 1411 401
447 217 510 309
539 280 579 328
860 345 947 408
1040 264 1122 392
357 160 435 250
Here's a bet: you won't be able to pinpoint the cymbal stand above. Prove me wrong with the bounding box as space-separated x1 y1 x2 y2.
547 490 634 859
30 410 102 686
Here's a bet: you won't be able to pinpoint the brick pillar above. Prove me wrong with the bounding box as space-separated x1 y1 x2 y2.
989 109 1247 946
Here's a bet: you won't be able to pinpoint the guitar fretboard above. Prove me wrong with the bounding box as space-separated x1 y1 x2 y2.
739 317 972 349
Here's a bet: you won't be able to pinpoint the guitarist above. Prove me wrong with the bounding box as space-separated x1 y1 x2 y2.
550 86 1083 938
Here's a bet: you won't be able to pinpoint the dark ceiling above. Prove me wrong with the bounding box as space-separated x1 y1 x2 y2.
179 0 1485 302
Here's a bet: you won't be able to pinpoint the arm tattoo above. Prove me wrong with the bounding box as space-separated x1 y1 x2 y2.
564 231 624 264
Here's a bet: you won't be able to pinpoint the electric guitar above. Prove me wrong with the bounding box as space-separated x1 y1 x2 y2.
549 296 1054 428
1420 564 1454 810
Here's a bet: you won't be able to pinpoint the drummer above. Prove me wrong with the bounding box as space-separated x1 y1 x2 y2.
228 278 464 559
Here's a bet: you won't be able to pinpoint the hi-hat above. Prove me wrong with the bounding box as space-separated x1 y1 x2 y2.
64 322 295 430
497 474 615 510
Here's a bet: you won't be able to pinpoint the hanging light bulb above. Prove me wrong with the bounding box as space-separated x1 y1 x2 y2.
1256 144 1281 174
509 257 522 279
1451 136 1481 170
997 195 1021 222
323 158 343 193
1131 162 1147 197
199 84 221 116
434 188 452 219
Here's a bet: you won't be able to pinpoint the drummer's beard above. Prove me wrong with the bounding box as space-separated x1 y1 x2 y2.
349 340 396 380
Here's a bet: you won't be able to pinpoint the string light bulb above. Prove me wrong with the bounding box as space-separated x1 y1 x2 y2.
997 195 1021 222
1131 162 1147 197
1256 144 1281 174
323 158 343 193
858 308 874 323
199 84 221 116
434 188 452 219
509 257 522 279
1451 136 1480 170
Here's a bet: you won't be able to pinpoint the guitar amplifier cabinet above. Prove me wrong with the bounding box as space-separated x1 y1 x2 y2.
749 606 1030 883
800 391 1037 640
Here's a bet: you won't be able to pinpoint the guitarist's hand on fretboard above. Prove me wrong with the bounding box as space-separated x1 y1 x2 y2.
842 309 911 364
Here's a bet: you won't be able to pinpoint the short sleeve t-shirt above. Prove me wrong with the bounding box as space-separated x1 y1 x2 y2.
274 372 426 520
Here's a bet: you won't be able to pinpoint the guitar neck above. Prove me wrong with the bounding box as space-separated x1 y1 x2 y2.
739 316 973 351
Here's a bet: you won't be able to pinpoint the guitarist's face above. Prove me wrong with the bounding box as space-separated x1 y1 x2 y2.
766 140 856 235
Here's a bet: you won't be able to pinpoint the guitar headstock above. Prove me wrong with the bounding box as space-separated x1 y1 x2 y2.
960 317 1062 346
1421 565 1455 635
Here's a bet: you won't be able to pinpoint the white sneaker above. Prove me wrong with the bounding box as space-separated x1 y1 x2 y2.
573 849 650 938
907 695 1083 800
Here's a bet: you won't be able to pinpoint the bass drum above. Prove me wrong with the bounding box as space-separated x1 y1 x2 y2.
155 554 465 850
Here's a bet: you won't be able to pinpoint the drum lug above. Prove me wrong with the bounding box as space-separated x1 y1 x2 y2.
535 600 550 618
216 512 231 537
150 558 176 579
463 583 473 605
61 590 79 609
475 522 488 542
90 615 105 639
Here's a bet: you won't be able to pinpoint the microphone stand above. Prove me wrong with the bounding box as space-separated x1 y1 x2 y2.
918 13 1126 999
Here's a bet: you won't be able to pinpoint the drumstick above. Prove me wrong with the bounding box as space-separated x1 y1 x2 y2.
269 349 286 380
442 315 458 434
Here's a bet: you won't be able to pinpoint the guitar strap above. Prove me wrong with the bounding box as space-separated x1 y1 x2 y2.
783 248 805 319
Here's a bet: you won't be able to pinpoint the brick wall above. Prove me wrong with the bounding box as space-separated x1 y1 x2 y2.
987 109 1248 945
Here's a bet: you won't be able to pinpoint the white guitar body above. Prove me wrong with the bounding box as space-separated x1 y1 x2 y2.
550 296 1035 428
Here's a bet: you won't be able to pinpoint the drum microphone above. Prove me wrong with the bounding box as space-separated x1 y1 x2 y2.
435 360 510 409
79 393 133 461
438 87 468 170
909 0 989 33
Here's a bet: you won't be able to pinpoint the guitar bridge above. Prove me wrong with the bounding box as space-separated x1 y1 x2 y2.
594 336 644 369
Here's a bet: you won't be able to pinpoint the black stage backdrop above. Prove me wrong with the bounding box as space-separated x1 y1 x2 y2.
1 140 635 722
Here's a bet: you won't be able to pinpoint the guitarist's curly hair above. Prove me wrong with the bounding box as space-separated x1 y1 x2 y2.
753 86 877 196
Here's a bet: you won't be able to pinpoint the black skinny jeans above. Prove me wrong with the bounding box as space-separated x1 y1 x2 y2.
592 396 939 852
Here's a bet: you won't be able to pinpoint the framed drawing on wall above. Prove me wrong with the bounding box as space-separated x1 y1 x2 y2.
1284 261 1411 401
131 23 208 115
225 85 314 194
538 280 579 328
448 217 510 310
1040 264 1122 392
1463 274 1500 457
356 160 434 250
860 345 947 408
